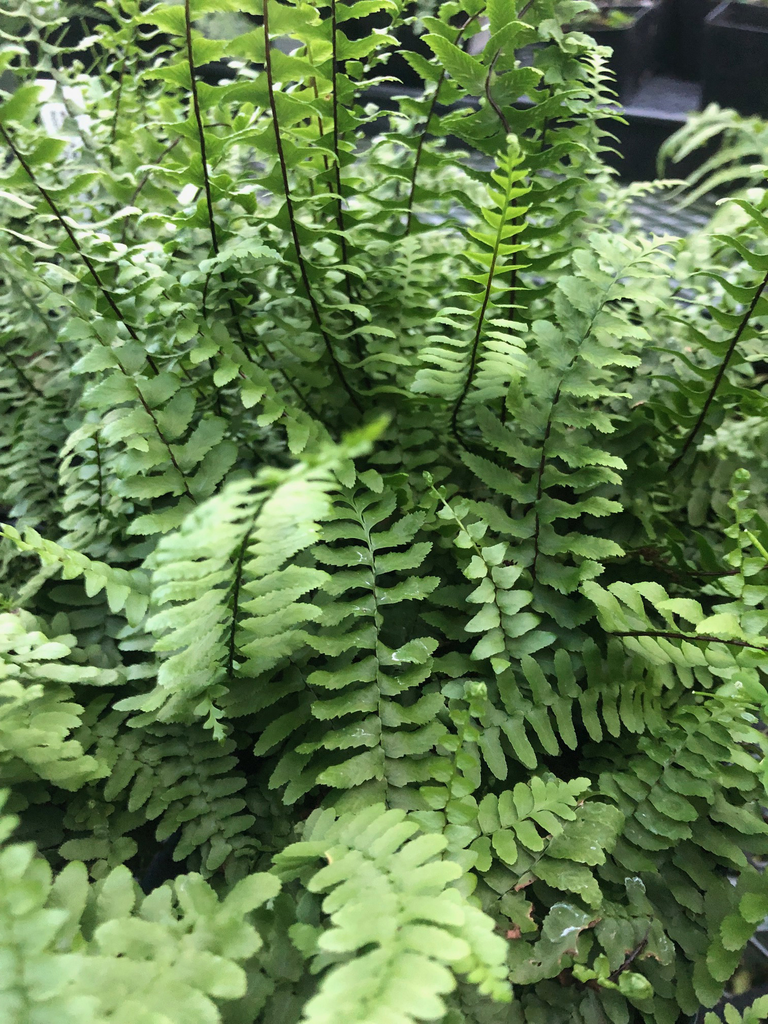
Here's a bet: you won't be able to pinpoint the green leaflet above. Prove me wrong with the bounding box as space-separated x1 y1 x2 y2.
703 995 768 1024
482 776 591 867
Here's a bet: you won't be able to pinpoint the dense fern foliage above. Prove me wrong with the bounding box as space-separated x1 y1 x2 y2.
2 1 768 1021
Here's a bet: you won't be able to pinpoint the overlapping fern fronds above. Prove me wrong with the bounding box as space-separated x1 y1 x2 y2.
1 2 768 1022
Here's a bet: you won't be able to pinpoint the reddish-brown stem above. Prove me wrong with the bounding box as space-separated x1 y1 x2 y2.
329 0 363 362
110 54 127 146
530 385 560 582
330 0 350 280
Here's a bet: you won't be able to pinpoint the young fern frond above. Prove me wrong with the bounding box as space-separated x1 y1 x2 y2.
412 138 530 436
451 139 530 431
114 448 351 736
274 804 511 1024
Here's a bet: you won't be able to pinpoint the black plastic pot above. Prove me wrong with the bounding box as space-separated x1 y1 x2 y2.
654 0 679 69
575 4 662 101
702 0 768 116
673 0 719 78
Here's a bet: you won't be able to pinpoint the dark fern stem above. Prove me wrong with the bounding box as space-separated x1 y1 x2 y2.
94 432 104 526
330 0 363 364
484 50 509 135
9 276 58 343
136 389 197 502
263 0 362 413
330 0 350 279
227 527 253 680
450 86 515 446
109 53 127 149
2 346 45 397
484 49 521 426
121 137 181 244
0 123 161 377
669 265 768 470
530 384 560 583
449 242 501 447
403 12 480 237
307 68 331 192
183 0 218 257
612 630 768 654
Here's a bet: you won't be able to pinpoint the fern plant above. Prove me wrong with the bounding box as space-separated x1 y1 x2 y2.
658 102 768 206
2 1 768 1021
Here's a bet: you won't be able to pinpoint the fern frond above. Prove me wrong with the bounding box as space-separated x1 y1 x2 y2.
0 610 116 791
258 484 442 806
0 786 281 1023
658 103 768 205
412 138 531 435
100 719 256 874
1 523 150 625
666 197 768 470
274 804 511 1023
115 453 345 737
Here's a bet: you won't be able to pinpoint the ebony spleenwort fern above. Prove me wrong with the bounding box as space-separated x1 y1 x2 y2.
2 2 768 1022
